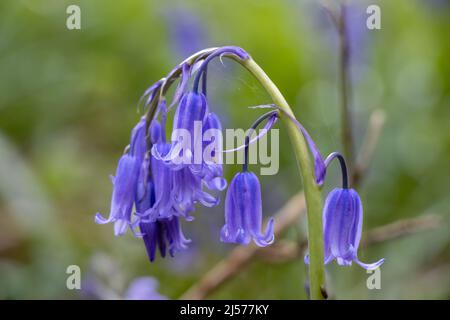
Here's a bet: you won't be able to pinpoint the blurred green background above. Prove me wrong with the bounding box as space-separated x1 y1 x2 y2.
0 0 449 299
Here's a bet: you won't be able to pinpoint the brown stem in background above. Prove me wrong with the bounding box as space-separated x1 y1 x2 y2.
338 4 355 172
361 214 441 247
352 109 386 185
321 1 355 175
319 0 339 29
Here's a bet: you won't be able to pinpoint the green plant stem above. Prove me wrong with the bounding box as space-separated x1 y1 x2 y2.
234 57 325 299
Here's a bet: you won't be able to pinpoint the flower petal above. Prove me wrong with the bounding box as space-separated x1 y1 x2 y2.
169 63 191 110
355 257 385 270
253 217 275 247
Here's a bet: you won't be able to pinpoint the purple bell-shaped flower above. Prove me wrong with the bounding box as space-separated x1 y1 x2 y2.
321 187 384 270
221 171 274 247
306 152 384 270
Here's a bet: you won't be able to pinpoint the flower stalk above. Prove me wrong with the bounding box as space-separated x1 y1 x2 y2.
233 58 326 300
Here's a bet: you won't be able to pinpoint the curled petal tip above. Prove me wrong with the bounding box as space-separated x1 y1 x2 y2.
197 190 219 207
94 212 111 224
254 217 275 247
211 177 227 191
219 225 230 243
356 257 385 270
314 158 326 186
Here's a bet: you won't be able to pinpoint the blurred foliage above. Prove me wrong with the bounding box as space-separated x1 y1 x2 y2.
0 0 449 299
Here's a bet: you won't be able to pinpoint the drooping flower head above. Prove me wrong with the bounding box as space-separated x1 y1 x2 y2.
161 91 208 168
305 152 384 270
201 112 226 191
263 107 384 270
220 111 278 247
95 154 140 236
172 92 207 144
321 187 384 270
129 117 148 162
95 117 148 235
221 171 274 247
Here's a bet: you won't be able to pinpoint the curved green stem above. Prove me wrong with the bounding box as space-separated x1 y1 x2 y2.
234 57 326 299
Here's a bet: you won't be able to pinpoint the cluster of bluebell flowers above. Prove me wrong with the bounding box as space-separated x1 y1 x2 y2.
96 47 250 261
96 46 383 270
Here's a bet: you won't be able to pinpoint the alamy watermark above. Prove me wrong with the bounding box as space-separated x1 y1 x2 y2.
366 267 381 290
66 5 81 30
366 5 381 30
66 265 81 290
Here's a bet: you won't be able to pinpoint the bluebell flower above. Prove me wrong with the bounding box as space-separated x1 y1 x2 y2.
98 47 283 263
96 118 149 235
149 47 250 219
149 142 218 221
140 217 191 262
172 167 218 209
150 103 221 221
134 156 190 262
150 142 186 219
135 158 153 217
221 171 274 247
129 117 148 162
172 91 207 164
153 91 207 167
220 111 278 247
141 79 164 110
304 152 384 270
319 188 385 270
169 62 191 110
146 120 218 221
200 112 226 191
95 154 140 236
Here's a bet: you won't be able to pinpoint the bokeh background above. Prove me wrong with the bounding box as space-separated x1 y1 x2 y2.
0 0 449 299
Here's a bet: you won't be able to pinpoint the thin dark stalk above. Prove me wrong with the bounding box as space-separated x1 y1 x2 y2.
325 152 348 189
201 68 208 96
243 111 278 172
